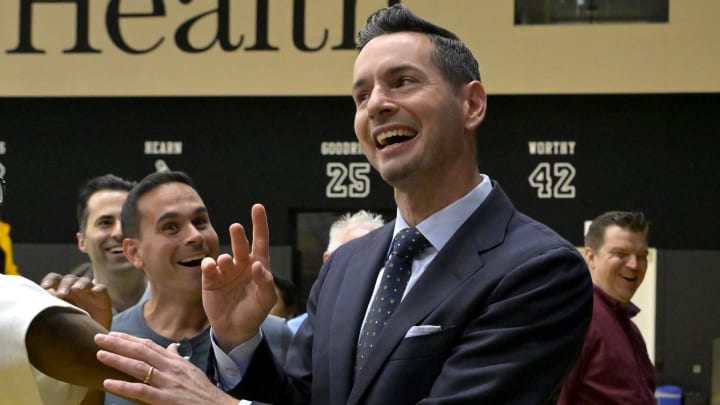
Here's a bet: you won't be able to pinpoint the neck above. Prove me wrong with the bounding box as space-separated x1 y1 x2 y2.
143 295 209 340
395 170 482 226
93 268 146 313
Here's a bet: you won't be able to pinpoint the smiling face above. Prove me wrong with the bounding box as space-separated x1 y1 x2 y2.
352 32 484 191
77 190 135 275
586 225 649 304
123 182 218 296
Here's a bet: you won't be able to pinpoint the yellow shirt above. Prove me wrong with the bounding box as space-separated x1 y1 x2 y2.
0 221 18 275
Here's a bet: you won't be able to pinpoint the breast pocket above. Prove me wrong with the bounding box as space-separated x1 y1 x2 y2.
373 326 457 403
390 325 456 361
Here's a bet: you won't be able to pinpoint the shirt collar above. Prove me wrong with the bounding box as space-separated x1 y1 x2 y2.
394 174 493 252
594 284 641 317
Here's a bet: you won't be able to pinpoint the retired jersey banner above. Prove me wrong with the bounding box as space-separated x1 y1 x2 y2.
1 0 719 96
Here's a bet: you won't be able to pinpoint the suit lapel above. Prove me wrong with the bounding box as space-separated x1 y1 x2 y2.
328 224 394 403
348 184 516 404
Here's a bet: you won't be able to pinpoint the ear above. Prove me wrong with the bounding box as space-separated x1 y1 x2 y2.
583 247 596 271
461 80 487 131
123 238 144 269
76 232 87 253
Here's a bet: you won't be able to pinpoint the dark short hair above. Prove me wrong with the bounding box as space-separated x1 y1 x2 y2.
357 3 481 87
121 171 195 238
585 211 649 251
76 174 135 234
273 274 299 311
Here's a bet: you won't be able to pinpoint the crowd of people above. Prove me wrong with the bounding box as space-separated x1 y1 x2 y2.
1 4 657 405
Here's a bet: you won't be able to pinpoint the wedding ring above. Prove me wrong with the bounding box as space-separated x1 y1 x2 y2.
142 366 155 384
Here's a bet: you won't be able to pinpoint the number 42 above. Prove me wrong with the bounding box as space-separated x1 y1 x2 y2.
528 162 576 199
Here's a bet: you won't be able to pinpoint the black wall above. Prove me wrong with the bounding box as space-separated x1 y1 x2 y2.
656 250 720 402
1 94 716 248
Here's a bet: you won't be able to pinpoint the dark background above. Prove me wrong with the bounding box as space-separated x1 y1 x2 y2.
1 94 717 248
1 93 718 399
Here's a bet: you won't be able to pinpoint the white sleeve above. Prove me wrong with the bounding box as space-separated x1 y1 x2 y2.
0 275 88 405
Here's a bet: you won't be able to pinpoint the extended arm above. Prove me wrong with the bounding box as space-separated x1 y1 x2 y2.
25 307 130 390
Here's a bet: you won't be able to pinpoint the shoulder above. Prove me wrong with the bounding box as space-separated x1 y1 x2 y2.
1 275 83 328
498 211 585 276
461 183 581 263
475 209 584 276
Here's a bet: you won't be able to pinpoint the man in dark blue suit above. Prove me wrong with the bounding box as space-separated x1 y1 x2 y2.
93 4 592 404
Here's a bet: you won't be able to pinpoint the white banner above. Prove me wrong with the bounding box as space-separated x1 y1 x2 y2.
1 0 718 96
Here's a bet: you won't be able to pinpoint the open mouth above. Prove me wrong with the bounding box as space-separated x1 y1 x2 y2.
375 128 417 149
108 246 124 254
178 254 206 267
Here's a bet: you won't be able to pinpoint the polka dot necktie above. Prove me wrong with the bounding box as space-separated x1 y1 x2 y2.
355 227 430 373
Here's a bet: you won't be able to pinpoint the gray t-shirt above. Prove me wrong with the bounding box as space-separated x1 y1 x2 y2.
104 301 210 405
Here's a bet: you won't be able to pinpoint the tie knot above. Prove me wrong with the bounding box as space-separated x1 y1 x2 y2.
391 227 430 260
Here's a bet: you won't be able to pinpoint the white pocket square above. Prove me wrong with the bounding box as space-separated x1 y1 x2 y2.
405 325 442 338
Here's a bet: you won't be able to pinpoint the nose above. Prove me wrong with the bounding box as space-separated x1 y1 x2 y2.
366 87 396 119
626 254 645 271
111 221 123 240
184 224 203 245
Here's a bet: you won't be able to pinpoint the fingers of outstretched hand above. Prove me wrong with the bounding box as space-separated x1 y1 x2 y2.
68 276 95 293
47 275 80 297
215 252 236 270
229 222 250 261
103 379 157 404
97 348 158 385
91 282 109 295
252 261 277 308
104 363 234 405
40 272 63 290
250 204 270 265
201 256 218 277
95 333 174 370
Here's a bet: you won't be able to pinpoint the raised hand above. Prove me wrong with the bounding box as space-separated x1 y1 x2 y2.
201 203 277 352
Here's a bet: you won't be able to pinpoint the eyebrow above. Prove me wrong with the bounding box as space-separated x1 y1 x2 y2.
94 214 115 223
155 206 209 225
609 247 649 255
352 64 419 91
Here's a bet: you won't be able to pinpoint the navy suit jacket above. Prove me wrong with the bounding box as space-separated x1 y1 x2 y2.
223 183 593 404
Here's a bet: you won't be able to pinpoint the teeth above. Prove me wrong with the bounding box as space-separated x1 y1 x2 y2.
376 129 416 146
180 254 206 264
109 247 123 254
